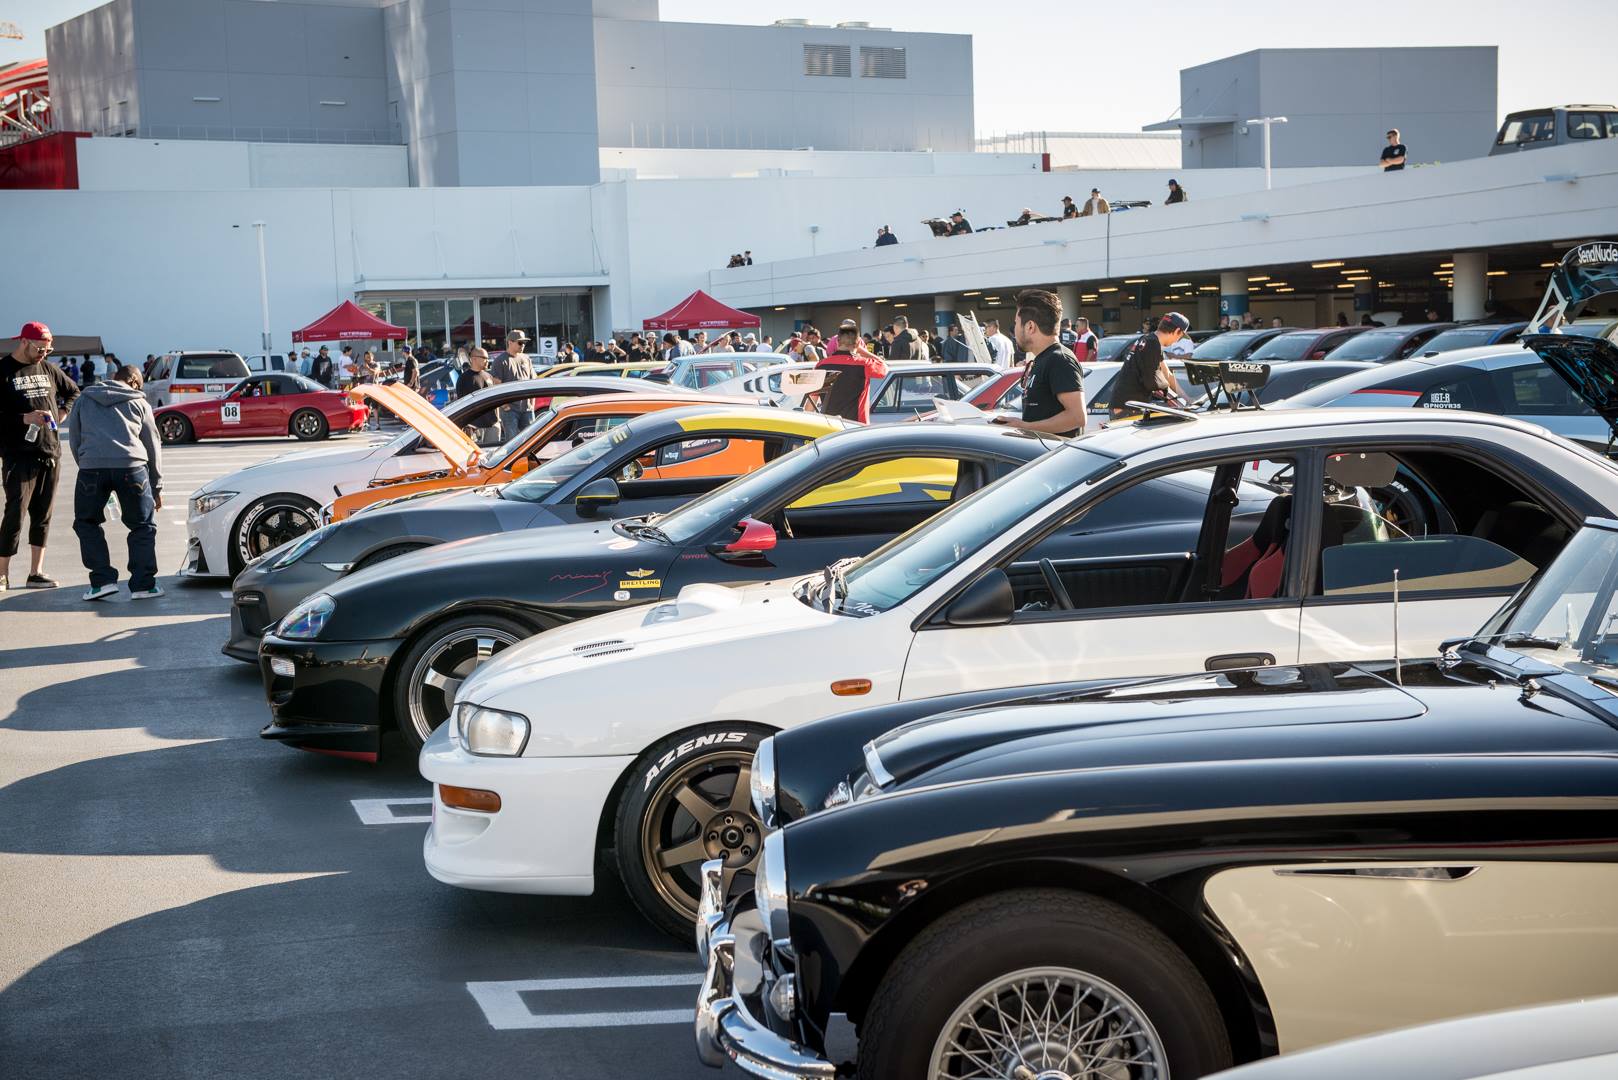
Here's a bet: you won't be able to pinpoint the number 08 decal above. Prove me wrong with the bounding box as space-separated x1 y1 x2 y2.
221 402 242 424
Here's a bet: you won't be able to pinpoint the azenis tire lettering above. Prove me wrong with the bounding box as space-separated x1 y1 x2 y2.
643 731 748 791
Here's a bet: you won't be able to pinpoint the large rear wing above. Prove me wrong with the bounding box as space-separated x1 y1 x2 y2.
1529 242 1618 332
1183 360 1271 411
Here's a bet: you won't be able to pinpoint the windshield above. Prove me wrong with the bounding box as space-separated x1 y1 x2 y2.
1095 336 1136 361
1249 332 1320 362
836 445 1111 615
481 407 559 469
1482 525 1618 661
1422 327 1501 354
1323 330 1406 361
1191 331 1263 361
501 412 656 503
1563 321 1617 341
653 439 825 545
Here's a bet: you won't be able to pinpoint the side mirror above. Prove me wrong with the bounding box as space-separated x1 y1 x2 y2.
574 477 621 517
708 517 777 562
940 569 1014 627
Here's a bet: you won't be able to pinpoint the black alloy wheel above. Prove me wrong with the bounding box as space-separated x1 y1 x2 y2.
291 408 329 441
616 723 770 939
158 413 193 445
394 615 528 752
231 495 320 575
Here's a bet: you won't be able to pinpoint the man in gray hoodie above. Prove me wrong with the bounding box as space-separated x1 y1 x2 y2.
67 365 164 600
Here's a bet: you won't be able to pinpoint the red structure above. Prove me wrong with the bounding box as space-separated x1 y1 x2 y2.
292 301 408 343
0 130 87 190
643 289 760 331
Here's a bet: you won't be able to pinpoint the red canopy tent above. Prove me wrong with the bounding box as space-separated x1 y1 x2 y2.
292 300 407 343
642 290 760 332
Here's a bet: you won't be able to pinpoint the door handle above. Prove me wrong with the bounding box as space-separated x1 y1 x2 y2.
1205 652 1275 672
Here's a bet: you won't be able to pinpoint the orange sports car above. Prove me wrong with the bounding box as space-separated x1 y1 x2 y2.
335 386 761 519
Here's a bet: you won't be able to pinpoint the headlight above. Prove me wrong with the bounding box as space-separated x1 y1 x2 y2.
270 523 337 569
457 703 530 756
755 829 791 956
278 593 335 640
750 736 777 828
191 491 238 515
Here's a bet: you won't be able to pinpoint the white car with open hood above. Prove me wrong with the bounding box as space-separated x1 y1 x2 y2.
422 373 1618 937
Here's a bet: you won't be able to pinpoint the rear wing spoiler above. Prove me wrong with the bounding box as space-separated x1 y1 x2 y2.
1183 360 1271 411
1529 242 1618 332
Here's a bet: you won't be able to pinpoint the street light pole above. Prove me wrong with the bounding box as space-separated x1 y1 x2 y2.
251 220 271 353
1245 116 1288 191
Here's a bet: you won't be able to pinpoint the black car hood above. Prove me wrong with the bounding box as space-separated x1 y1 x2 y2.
1523 333 1618 428
868 665 1423 790
329 518 658 597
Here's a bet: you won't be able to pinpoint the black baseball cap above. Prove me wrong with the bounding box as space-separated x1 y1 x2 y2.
838 319 859 332
1159 312 1191 332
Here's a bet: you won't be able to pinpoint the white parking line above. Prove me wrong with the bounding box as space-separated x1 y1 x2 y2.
466 973 705 1030
350 797 433 825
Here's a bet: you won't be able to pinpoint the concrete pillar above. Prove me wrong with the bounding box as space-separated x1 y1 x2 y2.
1056 284 1080 320
1453 252 1488 321
1219 271 1248 325
857 301 878 335
1196 294 1218 329
933 293 957 335
1354 279 1377 320
1314 292 1334 327
791 305 809 332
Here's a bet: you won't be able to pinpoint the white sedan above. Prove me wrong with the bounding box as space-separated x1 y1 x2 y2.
421 404 1618 937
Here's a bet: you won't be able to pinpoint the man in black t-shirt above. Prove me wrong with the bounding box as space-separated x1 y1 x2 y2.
1379 129 1407 172
2 322 79 589
995 290 1085 437
947 211 973 236
1108 313 1191 420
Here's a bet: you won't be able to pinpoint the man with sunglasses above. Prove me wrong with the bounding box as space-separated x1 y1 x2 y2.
2 322 79 589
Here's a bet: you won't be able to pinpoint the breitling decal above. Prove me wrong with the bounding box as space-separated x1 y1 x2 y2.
618 579 661 589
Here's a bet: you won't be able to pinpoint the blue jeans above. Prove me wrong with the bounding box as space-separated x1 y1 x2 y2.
73 466 157 591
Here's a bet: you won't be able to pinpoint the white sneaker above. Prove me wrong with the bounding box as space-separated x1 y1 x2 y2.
83 583 119 601
129 584 165 599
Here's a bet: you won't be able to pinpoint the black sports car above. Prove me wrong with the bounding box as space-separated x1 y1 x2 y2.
257 422 1076 758
695 517 1618 1080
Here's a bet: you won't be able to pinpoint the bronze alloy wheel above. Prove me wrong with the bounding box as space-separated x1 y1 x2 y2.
291 408 328 441
928 966 1168 1080
158 413 192 444
638 750 760 925
404 623 523 746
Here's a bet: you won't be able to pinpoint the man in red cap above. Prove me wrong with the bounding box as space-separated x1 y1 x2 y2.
2 322 79 589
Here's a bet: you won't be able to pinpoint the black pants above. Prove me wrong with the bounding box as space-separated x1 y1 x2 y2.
73 466 158 591
0 454 57 557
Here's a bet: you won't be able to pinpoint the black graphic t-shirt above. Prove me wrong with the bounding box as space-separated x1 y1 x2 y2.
1 356 78 458
1381 143 1407 171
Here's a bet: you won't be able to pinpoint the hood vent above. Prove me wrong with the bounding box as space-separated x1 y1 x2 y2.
573 639 633 659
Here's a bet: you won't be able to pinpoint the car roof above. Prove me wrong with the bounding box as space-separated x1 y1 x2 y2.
602 403 853 441
810 417 1064 458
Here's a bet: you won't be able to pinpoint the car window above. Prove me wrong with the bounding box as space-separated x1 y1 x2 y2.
279 373 325 393
1415 371 1500 412
952 371 994 394
1313 446 1568 596
693 364 736 388
1009 459 1295 612
787 456 961 511
877 374 949 410
1249 332 1319 362
1567 112 1609 140
1498 112 1555 145
1421 327 1500 353
1323 330 1403 361
1496 364 1595 416
628 434 776 483
175 353 250 380
1094 336 1136 361
1190 331 1262 361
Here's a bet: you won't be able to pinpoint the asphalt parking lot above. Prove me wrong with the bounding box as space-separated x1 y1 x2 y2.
0 436 718 1080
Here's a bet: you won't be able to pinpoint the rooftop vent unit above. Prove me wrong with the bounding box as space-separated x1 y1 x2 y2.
837 21 870 28
773 18 810 27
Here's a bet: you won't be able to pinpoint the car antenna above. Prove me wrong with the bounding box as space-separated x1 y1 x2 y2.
1393 568 1403 685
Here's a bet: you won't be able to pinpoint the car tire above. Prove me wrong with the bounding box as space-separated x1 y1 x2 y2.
614 723 772 940
230 494 321 577
391 613 529 753
290 409 329 441
858 889 1232 1080
157 413 193 445
353 543 427 573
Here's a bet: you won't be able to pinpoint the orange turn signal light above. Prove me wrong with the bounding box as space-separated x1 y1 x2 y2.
831 679 872 697
439 784 502 813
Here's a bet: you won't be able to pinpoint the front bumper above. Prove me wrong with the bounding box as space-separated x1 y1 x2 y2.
695 862 836 1079
257 632 405 760
181 502 232 579
419 724 632 895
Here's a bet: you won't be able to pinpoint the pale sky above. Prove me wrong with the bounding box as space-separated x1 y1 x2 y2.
6 0 1615 134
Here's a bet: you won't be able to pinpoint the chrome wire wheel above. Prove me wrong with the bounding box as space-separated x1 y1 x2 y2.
928 966 1169 1080
639 751 759 922
406 626 521 745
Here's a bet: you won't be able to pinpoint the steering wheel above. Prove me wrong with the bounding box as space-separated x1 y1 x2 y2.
1039 558 1075 610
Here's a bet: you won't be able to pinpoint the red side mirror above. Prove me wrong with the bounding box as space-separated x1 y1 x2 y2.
712 517 777 561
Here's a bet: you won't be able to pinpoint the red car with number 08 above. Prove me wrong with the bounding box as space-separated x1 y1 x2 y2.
154 373 369 444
